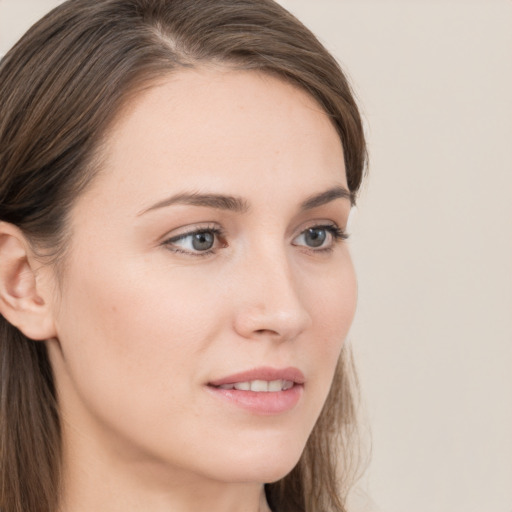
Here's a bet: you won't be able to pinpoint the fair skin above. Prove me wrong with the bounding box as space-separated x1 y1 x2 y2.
0 68 356 512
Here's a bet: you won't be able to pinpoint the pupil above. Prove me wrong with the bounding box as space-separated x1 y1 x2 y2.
305 228 326 247
192 232 214 251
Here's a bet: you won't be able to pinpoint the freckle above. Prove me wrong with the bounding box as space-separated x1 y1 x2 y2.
112 305 118 313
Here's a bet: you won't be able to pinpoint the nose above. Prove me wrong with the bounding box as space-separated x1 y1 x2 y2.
232 248 312 342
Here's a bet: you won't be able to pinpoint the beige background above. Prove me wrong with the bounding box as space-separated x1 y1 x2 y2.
1 1 511 511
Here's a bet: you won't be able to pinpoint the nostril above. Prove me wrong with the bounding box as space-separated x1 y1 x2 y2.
254 328 278 335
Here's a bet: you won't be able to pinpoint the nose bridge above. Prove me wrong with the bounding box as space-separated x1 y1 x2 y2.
232 240 312 341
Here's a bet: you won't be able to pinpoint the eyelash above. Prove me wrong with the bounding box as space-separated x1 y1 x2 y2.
298 225 349 252
162 224 348 258
162 224 226 257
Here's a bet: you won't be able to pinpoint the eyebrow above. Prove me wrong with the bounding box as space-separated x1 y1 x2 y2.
299 186 353 210
138 185 352 216
138 191 250 216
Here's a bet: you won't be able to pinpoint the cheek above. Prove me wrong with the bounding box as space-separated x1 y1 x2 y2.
305 251 357 387
53 251 223 426
306 249 357 341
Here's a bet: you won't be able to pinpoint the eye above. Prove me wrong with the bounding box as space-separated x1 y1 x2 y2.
163 227 225 255
292 224 347 251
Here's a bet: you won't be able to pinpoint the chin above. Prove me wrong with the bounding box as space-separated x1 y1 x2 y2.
209 439 306 485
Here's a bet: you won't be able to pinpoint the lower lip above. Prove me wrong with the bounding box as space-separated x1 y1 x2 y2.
206 384 303 415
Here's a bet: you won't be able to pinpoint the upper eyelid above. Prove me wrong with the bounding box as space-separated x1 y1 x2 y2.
161 223 222 242
291 219 343 236
168 228 218 242
162 219 344 238
292 224 347 243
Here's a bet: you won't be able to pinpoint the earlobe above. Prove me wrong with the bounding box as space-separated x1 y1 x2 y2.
0 222 57 341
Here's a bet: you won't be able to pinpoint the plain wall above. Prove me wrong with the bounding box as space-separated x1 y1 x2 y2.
1 1 511 512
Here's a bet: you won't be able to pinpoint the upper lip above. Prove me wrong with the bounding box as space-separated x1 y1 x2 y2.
208 366 306 387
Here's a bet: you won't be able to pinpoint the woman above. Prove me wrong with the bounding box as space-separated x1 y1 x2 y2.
0 1 367 511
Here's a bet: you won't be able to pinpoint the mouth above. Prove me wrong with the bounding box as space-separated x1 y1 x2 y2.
206 367 305 415
212 379 295 392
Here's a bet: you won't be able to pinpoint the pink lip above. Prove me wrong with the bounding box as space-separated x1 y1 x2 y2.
206 366 305 415
208 366 305 387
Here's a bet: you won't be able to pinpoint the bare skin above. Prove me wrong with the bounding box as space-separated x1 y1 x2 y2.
0 68 355 512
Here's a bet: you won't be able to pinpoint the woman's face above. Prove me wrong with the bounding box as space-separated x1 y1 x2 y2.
46 68 356 486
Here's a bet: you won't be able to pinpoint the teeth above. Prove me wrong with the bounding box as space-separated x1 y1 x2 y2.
217 379 294 392
282 380 294 391
250 379 268 392
268 379 283 392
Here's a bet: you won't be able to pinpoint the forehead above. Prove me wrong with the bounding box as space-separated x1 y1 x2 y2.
82 68 347 211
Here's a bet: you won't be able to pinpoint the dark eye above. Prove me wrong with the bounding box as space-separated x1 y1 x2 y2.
189 231 215 251
302 227 327 247
164 228 222 254
292 225 347 250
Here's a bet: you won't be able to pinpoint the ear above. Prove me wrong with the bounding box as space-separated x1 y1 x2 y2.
0 222 57 341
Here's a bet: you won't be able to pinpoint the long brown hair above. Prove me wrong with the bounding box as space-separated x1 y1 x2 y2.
0 1 367 511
